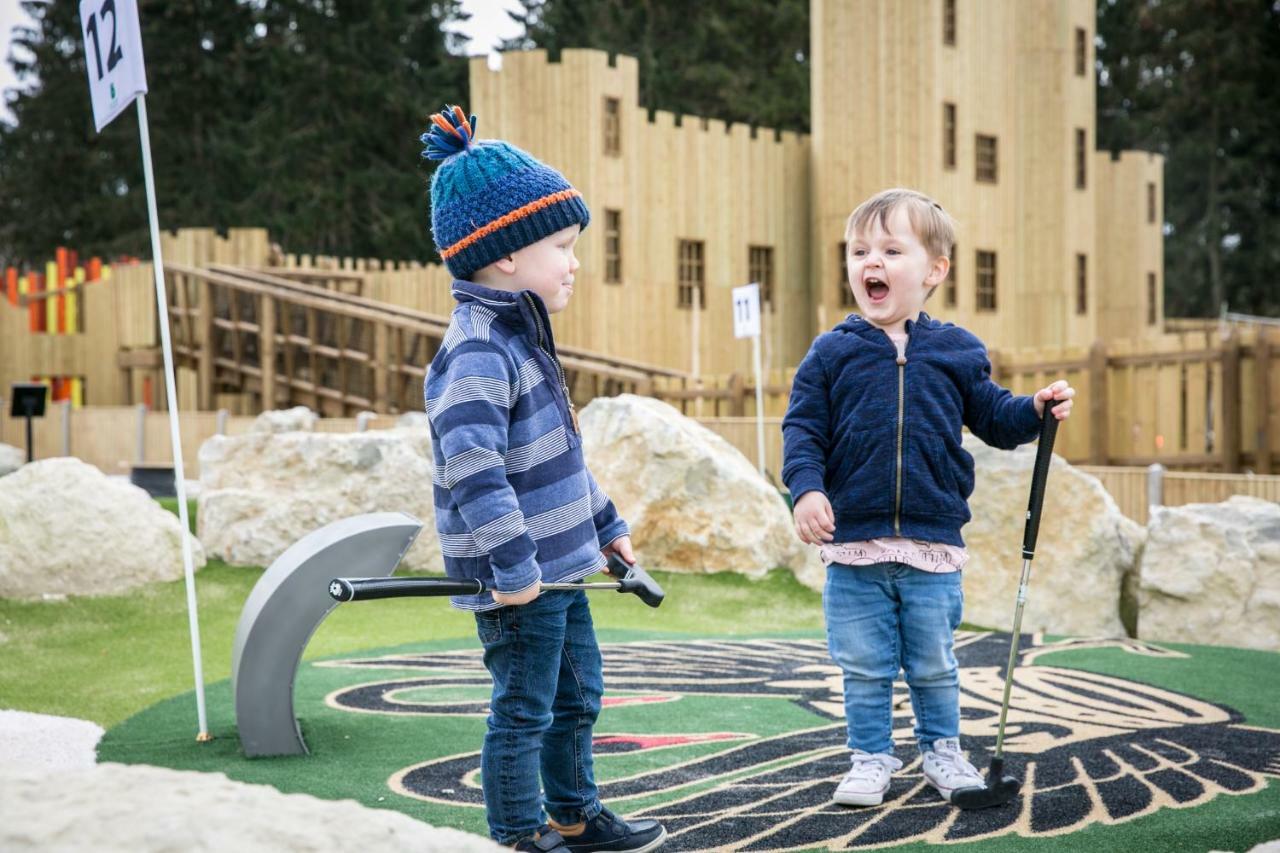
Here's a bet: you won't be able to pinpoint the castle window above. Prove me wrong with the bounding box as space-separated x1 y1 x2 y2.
976 250 997 312
976 134 998 183
1076 253 1087 314
603 97 621 156
1075 128 1087 189
748 245 774 308
839 242 856 308
943 103 956 169
943 0 956 46
944 245 958 308
677 239 705 309
604 210 622 283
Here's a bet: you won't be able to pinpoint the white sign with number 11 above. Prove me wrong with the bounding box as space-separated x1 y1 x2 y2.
731 283 767 475
80 0 148 132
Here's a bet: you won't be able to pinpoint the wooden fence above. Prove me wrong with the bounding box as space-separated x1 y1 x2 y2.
161 263 687 418
3 228 1275 472
651 326 1280 473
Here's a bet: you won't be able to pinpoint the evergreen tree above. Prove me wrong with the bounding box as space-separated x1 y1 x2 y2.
503 0 809 133
1097 0 1280 317
0 0 468 266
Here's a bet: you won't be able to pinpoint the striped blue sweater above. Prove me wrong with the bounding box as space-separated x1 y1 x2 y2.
425 279 629 611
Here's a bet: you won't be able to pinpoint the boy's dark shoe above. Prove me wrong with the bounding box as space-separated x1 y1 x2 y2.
549 807 667 852
513 829 570 852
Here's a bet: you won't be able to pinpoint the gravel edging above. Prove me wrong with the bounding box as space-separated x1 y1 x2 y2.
0 710 501 852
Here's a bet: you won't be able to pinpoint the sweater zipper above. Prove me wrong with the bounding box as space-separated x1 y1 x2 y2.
522 293 580 434
893 337 908 535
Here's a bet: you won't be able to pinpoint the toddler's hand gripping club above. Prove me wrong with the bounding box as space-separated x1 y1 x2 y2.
951 406 1059 810
329 554 665 608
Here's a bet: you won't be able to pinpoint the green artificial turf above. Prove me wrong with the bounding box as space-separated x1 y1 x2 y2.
0 540 828 728
96 633 1280 853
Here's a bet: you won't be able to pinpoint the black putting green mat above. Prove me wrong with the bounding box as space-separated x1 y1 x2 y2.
101 632 1280 852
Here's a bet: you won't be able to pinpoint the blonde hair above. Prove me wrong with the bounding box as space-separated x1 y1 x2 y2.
844 189 957 302
845 188 957 261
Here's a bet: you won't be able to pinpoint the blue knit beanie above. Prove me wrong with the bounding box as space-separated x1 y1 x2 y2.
422 105 591 280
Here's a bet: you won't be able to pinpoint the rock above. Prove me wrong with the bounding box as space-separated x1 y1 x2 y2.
0 710 102 773
581 395 823 589
0 443 22 477
198 428 440 571
250 406 318 434
397 411 430 430
1137 495 1280 651
0 458 205 599
0 763 502 852
959 436 1144 637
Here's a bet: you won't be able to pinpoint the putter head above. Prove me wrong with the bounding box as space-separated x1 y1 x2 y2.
606 554 665 608
951 757 1021 810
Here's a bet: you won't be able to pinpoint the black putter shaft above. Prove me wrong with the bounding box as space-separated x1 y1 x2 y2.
953 406 1059 810
330 554 665 608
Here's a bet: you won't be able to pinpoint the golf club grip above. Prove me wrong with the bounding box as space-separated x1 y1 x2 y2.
1021 407 1059 558
330 576 485 602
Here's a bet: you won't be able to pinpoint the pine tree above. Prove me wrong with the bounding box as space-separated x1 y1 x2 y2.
1097 0 1280 317
0 0 468 266
504 0 809 133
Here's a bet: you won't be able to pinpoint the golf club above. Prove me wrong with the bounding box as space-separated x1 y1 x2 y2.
951 405 1060 810
329 553 665 608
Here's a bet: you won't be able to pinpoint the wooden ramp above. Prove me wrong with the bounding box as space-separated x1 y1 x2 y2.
163 263 688 417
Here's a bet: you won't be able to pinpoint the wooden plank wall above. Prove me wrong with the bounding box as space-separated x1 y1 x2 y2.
809 0 1160 353
470 49 813 379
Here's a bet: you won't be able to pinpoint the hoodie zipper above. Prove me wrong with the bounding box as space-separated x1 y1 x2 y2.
893 332 908 535
522 292 580 434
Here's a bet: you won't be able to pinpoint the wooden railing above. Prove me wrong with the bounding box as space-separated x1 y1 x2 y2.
649 328 1280 474
161 263 687 418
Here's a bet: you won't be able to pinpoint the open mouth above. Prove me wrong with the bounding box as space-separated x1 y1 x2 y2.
864 276 889 303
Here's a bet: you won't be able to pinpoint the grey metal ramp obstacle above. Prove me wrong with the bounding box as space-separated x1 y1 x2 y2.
231 511 423 757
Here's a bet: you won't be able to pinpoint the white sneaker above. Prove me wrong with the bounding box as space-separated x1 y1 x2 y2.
921 738 987 802
833 750 903 806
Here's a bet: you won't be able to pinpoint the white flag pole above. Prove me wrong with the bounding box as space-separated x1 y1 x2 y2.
137 95 210 742
752 333 765 475
731 282 766 476
80 0 208 741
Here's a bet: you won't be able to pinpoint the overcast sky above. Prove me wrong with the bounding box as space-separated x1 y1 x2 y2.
0 0 525 125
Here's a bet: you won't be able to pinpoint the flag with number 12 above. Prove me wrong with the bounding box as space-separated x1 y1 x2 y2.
79 0 148 132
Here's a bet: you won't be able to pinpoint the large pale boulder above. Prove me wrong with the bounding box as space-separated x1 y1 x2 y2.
198 427 440 571
1137 495 1280 651
0 443 22 477
0 458 206 598
0 763 501 852
960 436 1144 637
581 395 823 588
250 406 318 434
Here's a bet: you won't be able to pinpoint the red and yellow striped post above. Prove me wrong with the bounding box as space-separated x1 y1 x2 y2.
55 248 68 334
44 261 57 333
5 267 16 306
71 377 84 407
68 266 84 333
88 257 102 283
29 271 44 332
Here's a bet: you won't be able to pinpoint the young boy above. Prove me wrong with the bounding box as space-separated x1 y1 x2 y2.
781 188 1074 808
421 106 667 853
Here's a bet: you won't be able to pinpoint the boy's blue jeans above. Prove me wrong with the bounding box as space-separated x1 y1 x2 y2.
474 588 604 844
823 562 964 755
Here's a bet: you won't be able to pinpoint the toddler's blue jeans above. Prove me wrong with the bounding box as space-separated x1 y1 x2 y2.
474 588 604 844
823 561 964 754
